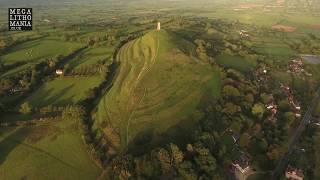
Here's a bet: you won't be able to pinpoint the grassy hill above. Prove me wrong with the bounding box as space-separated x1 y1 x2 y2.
93 30 221 154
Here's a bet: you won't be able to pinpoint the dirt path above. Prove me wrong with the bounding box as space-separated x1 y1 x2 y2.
136 32 159 82
125 87 147 146
124 31 160 146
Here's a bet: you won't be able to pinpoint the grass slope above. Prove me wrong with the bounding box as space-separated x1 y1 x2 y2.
93 30 221 152
25 76 103 107
0 118 100 179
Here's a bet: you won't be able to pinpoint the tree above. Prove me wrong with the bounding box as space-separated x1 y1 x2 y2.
222 85 241 98
222 102 241 115
278 99 291 111
168 143 184 166
177 161 197 180
249 138 268 154
239 133 251 149
282 112 295 128
251 103 265 119
313 102 320 117
157 148 171 174
267 145 285 162
63 64 70 74
0 40 6 49
260 93 273 104
0 103 5 114
194 39 208 61
193 144 217 176
313 132 320 179
19 102 32 114
87 38 95 46
0 78 14 95
243 93 255 110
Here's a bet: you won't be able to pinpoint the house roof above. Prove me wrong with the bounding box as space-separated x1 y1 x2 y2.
286 166 304 178
233 152 251 169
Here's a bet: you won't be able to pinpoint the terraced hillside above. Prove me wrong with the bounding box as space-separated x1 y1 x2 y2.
93 30 221 153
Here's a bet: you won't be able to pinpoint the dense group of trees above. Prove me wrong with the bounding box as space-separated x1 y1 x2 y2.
102 142 222 179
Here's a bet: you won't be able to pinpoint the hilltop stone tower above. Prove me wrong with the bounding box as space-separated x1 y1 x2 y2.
157 22 161 31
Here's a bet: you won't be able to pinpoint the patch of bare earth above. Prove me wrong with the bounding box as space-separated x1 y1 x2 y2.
310 25 320 31
272 24 297 33
277 0 285 5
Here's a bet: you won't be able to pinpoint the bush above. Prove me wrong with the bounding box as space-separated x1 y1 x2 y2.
19 102 32 114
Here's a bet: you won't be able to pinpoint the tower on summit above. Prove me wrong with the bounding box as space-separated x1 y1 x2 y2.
157 22 161 31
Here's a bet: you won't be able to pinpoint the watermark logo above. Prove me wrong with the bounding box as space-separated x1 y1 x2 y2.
8 8 32 31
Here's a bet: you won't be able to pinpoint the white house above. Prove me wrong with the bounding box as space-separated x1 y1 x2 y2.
56 69 63 75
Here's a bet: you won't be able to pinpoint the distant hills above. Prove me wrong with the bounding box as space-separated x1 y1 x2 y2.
1 0 319 11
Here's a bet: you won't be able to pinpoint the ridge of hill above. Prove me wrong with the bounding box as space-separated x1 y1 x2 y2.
93 30 221 154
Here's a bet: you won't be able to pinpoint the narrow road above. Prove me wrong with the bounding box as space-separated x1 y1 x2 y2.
272 88 320 179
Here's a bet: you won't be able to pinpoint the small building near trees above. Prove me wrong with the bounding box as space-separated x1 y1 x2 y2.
285 166 304 180
55 69 63 75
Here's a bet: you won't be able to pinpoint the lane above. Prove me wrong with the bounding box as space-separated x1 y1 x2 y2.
272 88 320 179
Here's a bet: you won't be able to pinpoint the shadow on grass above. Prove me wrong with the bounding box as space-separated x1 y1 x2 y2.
0 126 82 172
127 115 198 156
0 127 29 165
30 84 75 107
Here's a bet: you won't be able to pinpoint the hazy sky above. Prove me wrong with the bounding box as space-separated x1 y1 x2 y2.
0 0 261 7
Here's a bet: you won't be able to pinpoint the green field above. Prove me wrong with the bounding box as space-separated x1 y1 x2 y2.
93 30 221 152
0 118 100 179
0 63 32 78
252 39 297 59
191 7 320 28
216 54 257 72
67 46 113 69
0 31 41 41
25 76 103 107
1 38 84 64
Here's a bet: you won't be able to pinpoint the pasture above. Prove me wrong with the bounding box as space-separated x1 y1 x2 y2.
193 7 320 28
0 118 100 179
252 41 296 59
1 38 84 64
67 46 114 69
25 76 103 107
216 54 257 72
